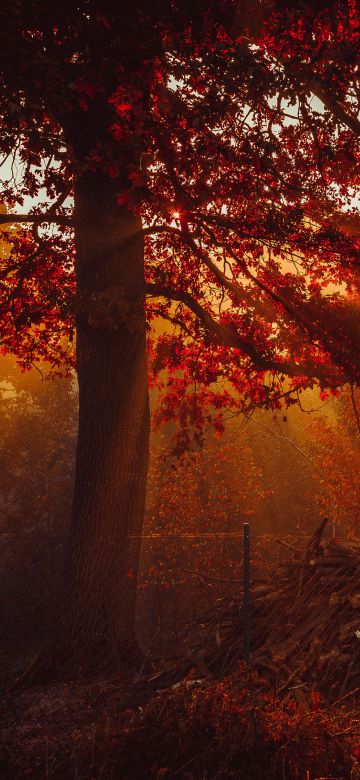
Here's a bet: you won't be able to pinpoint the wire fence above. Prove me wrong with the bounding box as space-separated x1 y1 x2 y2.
0 523 338 683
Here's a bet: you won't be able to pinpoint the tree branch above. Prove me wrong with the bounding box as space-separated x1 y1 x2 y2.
145 281 320 378
144 220 319 337
146 281 270 366
350 384 360 435
151 309 194 339
308 78 360 137
0 213 74 227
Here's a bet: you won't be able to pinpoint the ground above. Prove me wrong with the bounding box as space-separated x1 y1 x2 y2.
0 666 359 778
2 529 360 779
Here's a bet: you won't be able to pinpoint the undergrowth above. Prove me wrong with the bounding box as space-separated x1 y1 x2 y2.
1 665 360 778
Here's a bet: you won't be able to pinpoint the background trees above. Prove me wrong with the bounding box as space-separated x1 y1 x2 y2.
310 386 360 535
0 355 77 534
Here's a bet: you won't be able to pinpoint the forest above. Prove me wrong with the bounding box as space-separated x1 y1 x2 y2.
0 0 360 777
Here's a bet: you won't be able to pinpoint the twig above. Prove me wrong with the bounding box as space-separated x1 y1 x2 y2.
276 538 300 554
275 667 302 696
326 687 360 710
181 568 242 584
350 384 360 436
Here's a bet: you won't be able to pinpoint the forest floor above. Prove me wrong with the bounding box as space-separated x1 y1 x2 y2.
2 527 360 779
0 663 360 779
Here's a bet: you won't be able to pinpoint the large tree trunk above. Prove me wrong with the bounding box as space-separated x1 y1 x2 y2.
49 171 150 676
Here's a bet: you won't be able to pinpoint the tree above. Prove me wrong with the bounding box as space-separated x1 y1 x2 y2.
309 385 360 535
0 355 77 662
0 354 77 535
0 1 359 675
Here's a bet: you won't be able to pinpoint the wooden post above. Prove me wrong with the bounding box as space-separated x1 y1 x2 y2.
243 522 251 664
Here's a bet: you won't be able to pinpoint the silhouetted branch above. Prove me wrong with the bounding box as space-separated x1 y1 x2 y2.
0 214 74 227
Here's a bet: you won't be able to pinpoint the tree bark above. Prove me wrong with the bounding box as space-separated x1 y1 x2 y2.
48 171 150 676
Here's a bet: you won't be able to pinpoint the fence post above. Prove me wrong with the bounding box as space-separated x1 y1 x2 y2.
243 522 251 664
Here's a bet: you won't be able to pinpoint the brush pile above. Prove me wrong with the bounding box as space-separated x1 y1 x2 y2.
184 519 360 701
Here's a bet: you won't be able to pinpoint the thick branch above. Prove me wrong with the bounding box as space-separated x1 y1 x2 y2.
308 78 360 137
146 281 270 366
144 221 319 338
233 6 360 137
146 281 322 379
0 213 74 227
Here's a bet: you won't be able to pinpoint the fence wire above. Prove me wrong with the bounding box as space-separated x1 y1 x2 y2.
0 525 335 684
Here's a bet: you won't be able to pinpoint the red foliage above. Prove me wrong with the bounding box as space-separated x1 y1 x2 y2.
112 669 360 778
0 2 359 419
